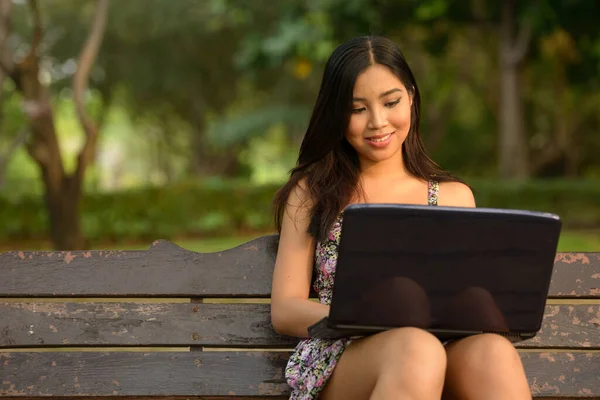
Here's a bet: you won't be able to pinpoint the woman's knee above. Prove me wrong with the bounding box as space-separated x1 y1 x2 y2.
448 333 522 372
378 327 447 373
445 334 530 398
321 328 446 399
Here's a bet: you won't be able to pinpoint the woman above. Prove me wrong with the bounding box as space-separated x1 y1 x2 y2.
270 36 530 400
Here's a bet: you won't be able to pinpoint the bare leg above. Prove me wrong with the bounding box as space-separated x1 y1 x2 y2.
443 334 531 400
320 327 446 400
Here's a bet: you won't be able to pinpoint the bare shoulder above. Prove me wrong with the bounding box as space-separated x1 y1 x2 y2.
285 178 313 224
438 181 476 208
290 177 311 205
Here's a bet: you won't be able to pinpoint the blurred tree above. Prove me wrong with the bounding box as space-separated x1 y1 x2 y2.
417 0 600 179
43 0 291 178
526 0 600 177
2 0 109 250
497 0 534 179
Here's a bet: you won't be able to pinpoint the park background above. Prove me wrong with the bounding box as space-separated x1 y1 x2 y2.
0 0 598 253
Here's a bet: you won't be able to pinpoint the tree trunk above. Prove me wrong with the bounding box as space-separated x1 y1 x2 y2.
45 176 86 250
498 0 530 179
498 58 527 178
22 93 86 249
18 38 84 248
20 83 86 249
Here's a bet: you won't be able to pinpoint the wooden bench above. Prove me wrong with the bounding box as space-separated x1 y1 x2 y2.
1 236 599 398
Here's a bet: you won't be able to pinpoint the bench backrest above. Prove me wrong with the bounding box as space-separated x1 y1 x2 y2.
1 236 599 398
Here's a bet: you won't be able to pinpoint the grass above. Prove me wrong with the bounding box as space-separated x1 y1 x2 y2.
146 230 600 253
170 235 265 253
555 231 600 252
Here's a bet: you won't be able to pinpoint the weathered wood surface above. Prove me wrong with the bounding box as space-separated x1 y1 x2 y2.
1 352 598 397
0 237 278 298
551 253 600 298
1 303 599 349
0 303 287 348
522 352 600 398
519 304 600 349
1 238 598 298
0 352 289 397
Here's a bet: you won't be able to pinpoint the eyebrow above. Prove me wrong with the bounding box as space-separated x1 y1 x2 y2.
352 88 403 102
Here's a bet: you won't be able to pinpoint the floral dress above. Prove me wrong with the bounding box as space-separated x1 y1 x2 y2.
284 180 440 399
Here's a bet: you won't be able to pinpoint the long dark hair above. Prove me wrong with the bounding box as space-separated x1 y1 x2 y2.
274 36 465 242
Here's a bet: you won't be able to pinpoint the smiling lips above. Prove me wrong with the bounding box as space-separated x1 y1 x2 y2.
365 132 394 147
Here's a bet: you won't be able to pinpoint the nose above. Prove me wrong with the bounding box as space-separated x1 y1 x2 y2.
367 106 388 130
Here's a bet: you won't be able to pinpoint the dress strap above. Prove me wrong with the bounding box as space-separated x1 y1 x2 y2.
428 180 439 206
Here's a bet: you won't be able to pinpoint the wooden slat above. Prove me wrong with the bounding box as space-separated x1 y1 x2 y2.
0 303 290 348
0 352 289 397
0 239 598 298
550 253 600 298
1 303 599 349
522 352 600 398
518 304 600 349
1 352 598 397
0 237 278 297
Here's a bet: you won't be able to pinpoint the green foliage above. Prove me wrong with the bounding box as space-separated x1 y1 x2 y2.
470 179 600 228
0 195 48 239
207 105 310 148
6 0 599 183
0 180 599 243
80 181 279 243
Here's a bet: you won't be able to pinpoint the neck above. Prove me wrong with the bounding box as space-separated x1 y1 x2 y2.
359 151 409 182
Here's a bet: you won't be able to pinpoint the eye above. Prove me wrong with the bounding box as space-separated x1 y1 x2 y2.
385 99 401 108
351 107 366 114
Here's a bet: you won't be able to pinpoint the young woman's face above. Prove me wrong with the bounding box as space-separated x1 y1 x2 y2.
345 64 413 166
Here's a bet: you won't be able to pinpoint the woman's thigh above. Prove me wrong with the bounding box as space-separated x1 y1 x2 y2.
443 333 530 400
320 327 446 400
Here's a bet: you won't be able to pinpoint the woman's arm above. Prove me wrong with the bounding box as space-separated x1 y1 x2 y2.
270 181 329 338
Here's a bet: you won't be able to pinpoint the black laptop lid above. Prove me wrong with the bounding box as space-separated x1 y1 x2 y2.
328 204 561 334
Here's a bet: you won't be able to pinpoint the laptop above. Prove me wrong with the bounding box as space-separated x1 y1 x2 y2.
308 204 561 342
